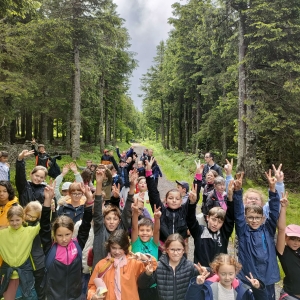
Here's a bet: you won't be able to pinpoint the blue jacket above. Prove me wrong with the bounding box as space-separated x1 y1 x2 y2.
233 189 280 286
185 275 258 300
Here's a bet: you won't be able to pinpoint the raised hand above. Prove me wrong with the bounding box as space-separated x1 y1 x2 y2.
188 184 197 204
272 164 284 183
131 198 139 214
44 184 55 207
18 149 35 160
280 191 289 207
95 169 105 184
245 272 260 289
62 164 70 176
129 169 138 185
265 168 276 193
112 183 120 198
153 204 162 220
234 172 244 191
145 157 155 171
224 158 233 176
196 269 210 285
145 260 154 276
69 162 78 174
194 262 208 275
194 160 204 174
227 180 234 201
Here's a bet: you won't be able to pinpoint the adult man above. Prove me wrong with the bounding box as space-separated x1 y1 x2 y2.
202 152 223 187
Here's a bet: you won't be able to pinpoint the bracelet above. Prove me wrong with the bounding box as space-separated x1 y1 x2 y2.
86 200 94 205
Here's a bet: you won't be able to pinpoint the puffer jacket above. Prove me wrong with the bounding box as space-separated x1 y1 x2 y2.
138 254 198 300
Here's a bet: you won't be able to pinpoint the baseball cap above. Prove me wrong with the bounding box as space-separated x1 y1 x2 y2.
62 182 72 191
175 180 189 193
285 224 300 238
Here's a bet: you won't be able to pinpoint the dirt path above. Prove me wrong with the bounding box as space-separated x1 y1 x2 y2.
132 143 281 297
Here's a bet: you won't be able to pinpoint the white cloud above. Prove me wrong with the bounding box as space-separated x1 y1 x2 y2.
113 0 177 110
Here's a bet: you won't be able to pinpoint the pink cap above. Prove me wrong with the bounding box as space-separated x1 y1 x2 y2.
285 224 300 238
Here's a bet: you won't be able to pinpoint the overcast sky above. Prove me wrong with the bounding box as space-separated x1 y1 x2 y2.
113 0 180 111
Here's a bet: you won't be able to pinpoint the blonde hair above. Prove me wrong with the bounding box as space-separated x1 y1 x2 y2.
243 188 265 206
31 166 48 177
24 201 42 219
210 254 242 274
7 205 24 221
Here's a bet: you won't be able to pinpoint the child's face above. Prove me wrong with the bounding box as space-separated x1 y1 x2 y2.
110 243 125 259
0 156 8 163
70 190 83 202
166 240 185 264
138 179 147 192
166 191 182 209
245 210 264 229
24 209 40 222
86 161 92 167
55 226 73 247
217 264 236 289
9 215 23 230
285 236 300 251
207 215 224 232
214 182 225 193
104 211 120 232
137 161 143 168
30 170 46 184
245 192 262 207
138 225 153 242
38 147 45 153
0 185 9 203
206 172 215 183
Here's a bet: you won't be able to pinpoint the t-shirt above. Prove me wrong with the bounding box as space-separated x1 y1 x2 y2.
131 236 159 260
0 162 9 181
277 246 300 295
217 283 235 300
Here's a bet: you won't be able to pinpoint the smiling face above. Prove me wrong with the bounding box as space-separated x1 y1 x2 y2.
9 215 23 230
286 236 300 251
245 210 264 230
217 264 236 289
245 191 263 207
166 240 185 265
30 170 46 185
138 225 153 243
214 182 225 194
165 191 182 209
55 226 73 247
104 211 121 232
110 243 125 259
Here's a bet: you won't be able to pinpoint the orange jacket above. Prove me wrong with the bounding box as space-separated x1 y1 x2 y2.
87 254 157 300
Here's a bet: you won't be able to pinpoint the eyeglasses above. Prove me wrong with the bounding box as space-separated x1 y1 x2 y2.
25 213 39 220
247 197 260 201
71 193 83 197
247 216 262 222
167 248 184 254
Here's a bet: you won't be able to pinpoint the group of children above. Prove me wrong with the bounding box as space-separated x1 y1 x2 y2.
0 145 299 300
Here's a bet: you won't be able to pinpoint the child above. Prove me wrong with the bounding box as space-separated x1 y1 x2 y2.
176 180 189 204
16 149 48 207
87 229 157 300
89 168 134 268
0 181 18 228
31 138 51 168
134 176 153 218
145 157 199 246
203 176 228 216
42 214 83 300
54 162 83 202
0 151 10 181
138 233 202 300
276 192 300 300
137 160 146 177
23 200 46 300
187 181 234 267
234 170 280 300
185 254 264 300
0 205 41 299
131 198 161 260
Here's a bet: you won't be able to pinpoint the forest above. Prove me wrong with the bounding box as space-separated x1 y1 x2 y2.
1 0 300 183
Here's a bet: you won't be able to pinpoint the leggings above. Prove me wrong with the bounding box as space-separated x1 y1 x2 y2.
3 279 19 300
280 289 300 300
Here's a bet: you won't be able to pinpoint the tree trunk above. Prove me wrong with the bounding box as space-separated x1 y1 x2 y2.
105 99 109 145
21 111 25 137
112 98 116 145
25 110 32 141
65 112 71 149
161 97 165 148
71 41 81 159
99 74 105 153
237 11 247 172
41 113 48 144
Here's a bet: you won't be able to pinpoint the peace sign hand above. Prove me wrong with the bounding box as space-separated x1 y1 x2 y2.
280 191 289 207
234 172 244 191
194 262 208 275
131 197 139 214
224 158 233 176
112 183 120 198
153 204 162 220
194 160 204 174
265 169 276 192
196 269 210 285
272 164 284 183
245 272 260 289
188 184 197 204
227 180 234 201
